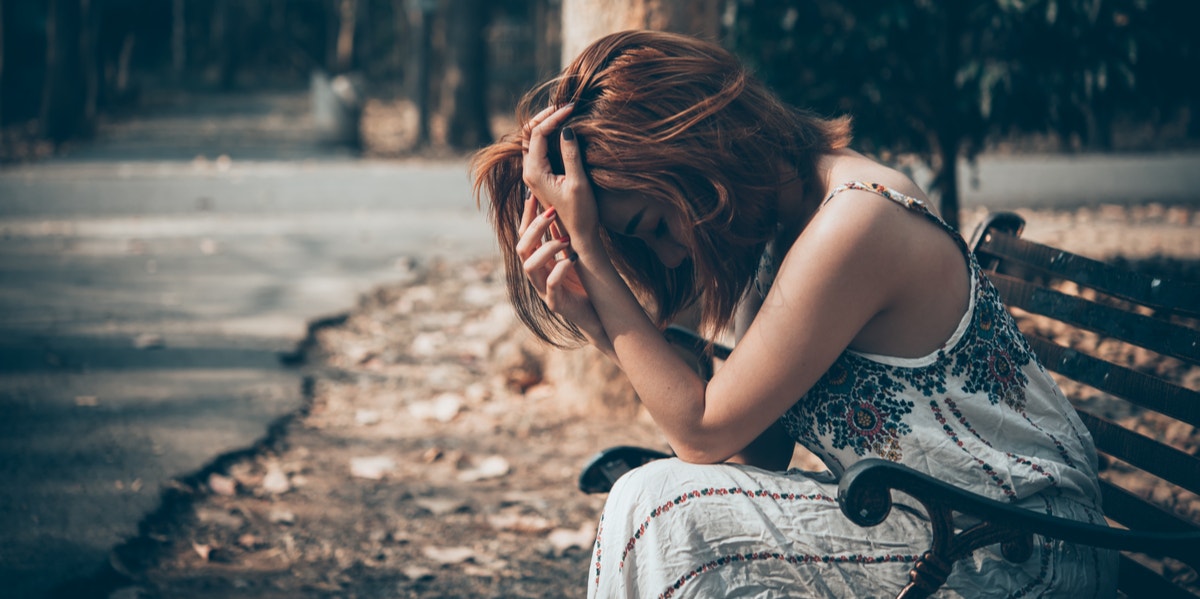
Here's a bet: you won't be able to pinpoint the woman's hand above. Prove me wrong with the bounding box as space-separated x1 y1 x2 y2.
521 103 600 246
515 192 609 349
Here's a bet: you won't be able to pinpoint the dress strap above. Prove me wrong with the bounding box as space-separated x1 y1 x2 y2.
822 181 968 253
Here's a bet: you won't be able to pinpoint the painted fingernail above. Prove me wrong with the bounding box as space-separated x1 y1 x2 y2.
544 207 557 219
560 234 570 243
562 127 575 141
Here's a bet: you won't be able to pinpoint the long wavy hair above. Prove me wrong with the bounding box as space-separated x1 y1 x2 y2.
472 30 850 347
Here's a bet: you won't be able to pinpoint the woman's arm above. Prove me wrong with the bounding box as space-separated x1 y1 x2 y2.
524 106 907 464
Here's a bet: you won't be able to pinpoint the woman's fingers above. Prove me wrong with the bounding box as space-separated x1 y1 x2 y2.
522 104 559 146
524 103 575 187
543 256 578 311
515 206 559 260
522 236 571 294
558 125 588 182
517 191 537 237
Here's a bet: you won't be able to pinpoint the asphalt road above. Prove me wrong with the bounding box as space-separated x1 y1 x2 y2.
0 90 1197 598
0 91 497 598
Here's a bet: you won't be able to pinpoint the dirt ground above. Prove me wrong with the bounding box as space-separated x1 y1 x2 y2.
104 206 1198 599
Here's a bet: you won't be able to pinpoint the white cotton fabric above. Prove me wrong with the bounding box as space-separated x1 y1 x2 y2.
587 182 1118 598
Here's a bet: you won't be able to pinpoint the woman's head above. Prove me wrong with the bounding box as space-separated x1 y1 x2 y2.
473 30 850 346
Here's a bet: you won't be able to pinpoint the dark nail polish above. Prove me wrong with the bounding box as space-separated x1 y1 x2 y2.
562 127 575 141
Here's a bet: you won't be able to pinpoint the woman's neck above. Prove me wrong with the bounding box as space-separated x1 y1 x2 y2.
775 151 842 244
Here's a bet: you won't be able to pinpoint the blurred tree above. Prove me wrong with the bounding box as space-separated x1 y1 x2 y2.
407 0 435 147
334 0 358 72
0 0 6 128
733 0 1177 230
441 0 492 148
561 0 721 65
41 0 95 142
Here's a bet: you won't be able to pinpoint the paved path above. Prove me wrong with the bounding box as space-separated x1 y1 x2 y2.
0 89 1196 598
0 92 494 598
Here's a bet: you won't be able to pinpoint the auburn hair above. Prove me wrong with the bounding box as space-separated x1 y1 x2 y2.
472 30 850 347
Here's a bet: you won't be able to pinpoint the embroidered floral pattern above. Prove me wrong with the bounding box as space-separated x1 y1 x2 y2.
945 398 1058 485
620 487 837 569
782 357 914 461
930 400 1017 498
951 275 1033 410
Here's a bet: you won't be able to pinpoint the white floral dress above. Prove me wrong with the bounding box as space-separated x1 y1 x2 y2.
587 182 1118 599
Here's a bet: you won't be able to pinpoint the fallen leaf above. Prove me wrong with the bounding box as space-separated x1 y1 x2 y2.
261 463 290 495
402 566 434 581
355 409 382 426
195 507 245 529
421 447 443 463
408 393 463 423
207 473 237 496
268 508 296 525
422 545 475 565
458 455 510 482
413 497 469 516
488 512 554 534
192 542 212 561
350 455 395 480
545 523 597 556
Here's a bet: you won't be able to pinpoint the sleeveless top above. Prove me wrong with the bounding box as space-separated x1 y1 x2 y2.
766 181 1103 507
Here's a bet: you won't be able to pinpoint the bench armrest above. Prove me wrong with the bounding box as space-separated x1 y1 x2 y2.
838 459 1200 598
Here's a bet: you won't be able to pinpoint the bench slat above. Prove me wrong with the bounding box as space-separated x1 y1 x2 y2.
990 273 1200 364
977 231 1200 317
1117 554 1198 599
1100 480 1200 534
1023 334 1200 428
1077 410 1200 497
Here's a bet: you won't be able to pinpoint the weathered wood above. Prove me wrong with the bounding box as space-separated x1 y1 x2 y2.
1023 334 1200 427
1076 410 1200 497
989 273 1200 364
976 231 1200 316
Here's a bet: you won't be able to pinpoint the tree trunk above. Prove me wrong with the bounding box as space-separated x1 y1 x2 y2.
0 0 6 127
335 0 357 73
551 0 718 417
934 130 961 231
441 0 491 149
534 0 562 78
935 1 965 231
560 0 720 66
172 0 185 81
40 0 91 143
408 1 433 147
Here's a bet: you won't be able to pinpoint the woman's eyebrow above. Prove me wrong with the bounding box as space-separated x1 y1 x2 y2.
623 209 646 236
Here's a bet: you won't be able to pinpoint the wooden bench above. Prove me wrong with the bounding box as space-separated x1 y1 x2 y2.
660 211 1200 598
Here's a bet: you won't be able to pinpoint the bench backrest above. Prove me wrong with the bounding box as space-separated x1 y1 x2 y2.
968 212 1200 598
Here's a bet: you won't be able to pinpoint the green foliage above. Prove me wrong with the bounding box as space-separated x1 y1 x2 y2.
731 0 1197 221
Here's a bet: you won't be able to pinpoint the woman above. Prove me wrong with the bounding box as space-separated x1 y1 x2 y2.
473 30 1115 598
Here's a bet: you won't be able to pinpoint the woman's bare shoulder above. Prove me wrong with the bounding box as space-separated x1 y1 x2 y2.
822 151 932 208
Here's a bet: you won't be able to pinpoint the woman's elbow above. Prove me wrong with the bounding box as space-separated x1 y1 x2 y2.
671 443 735 465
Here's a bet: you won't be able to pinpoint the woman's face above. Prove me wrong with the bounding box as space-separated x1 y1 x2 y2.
596 190 689 268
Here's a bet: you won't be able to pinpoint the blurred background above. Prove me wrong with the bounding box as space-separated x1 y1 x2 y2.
0 1 1198 597
2 0 1199 222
